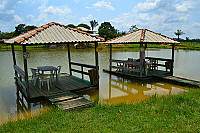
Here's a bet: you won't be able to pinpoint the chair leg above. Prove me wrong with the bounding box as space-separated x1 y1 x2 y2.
39 80 41 90
33 78 37 86
47 80 50 91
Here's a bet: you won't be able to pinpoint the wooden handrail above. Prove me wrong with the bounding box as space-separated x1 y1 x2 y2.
70 62 97 80
71 62 96 69
14 65 25 79
146 57 172 62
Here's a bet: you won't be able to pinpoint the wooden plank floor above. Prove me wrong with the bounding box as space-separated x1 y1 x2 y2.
20 75 95 110
103 69 171 80
24 75 93 99
159 76 200 88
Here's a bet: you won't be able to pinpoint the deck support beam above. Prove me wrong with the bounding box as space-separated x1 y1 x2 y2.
139 43 143 78
22 45 30 99
95 42 99 87
171 43 175 75
109 43 112 72
67 43 72 75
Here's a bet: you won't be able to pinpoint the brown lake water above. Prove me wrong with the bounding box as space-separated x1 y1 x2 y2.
0 48 199 124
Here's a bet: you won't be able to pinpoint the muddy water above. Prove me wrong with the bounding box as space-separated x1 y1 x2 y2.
0 48 199 124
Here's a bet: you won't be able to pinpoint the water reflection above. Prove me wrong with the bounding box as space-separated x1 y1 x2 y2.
78 74 188 104
16 84 48 122
0 84 47 125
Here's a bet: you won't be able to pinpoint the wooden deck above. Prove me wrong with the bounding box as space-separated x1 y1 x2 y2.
103 69 171 80
157 76 200 88
103 69 200 88
17 75 96 110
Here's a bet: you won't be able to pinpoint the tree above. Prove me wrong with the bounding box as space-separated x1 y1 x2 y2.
174 29 185 41
67 24 76 28
186 37 190 42
77 23 90 29
98 22 118 40
90 20 98 31
24 25 37 31
14 24 26 36
129 25 138 32
14 24 37 36
0 31 15 39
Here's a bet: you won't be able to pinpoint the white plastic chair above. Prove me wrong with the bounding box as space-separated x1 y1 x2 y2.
38 74 51 91
30 68 39 86
53 66 61 81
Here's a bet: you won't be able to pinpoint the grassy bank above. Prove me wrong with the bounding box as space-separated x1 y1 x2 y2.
1 42 200 51
1 89 199 132
105 42 200 50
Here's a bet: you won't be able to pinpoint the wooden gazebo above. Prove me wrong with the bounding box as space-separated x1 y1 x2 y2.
4 22 104 101
104 28 180 79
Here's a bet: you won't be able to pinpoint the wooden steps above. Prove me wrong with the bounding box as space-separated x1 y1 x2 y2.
45 91 94 111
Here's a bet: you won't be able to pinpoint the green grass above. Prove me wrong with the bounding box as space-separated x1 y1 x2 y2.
1 89 200 132
0 45 46 51
107 42 200 50
1 42 200 51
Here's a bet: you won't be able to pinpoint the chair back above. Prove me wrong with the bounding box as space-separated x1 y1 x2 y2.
30 68 37 76
57 66 61 73
128 58 133 61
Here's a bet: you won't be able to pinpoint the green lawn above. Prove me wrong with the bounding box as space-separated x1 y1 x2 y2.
1 89 199 132
105 42 200 50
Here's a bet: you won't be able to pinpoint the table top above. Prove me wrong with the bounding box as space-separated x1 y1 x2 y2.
37 66 58 71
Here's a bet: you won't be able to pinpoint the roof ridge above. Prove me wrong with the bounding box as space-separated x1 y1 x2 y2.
6 22 104 44
105 29 142 43
14 22 56 43
140 28 146 42
146 29 178 42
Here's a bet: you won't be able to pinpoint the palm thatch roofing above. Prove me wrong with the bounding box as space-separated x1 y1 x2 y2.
4 22 104 45
105 28 179 44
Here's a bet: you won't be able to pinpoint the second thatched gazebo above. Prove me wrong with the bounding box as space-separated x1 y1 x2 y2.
104 28 180 79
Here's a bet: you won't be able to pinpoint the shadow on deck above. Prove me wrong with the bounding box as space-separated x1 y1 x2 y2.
19 75 96 101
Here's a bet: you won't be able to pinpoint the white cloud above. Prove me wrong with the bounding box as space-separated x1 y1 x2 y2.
175 2 194 12
0 0 7 10
87 1 115 11
6 10 15 14
14 15 23 22
135 0 159 12
73 0 80 3
43 6 71 15
17 1 22 4
80 14 93 23
26 14 34 19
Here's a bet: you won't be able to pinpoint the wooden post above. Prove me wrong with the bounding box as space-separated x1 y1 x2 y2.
67 43 72 75
171 43 175 75
139 43 143 78
16 89 20 121
81 66 84 79
11 45 17 76
22 45 29 99
95 42 99 87
11 45 16 65
109 74 111 100
109 43 112 71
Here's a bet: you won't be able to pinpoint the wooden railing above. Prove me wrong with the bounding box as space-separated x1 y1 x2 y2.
146 57 173 72
14 65 27 95
70 62 97 79
110 59 141 73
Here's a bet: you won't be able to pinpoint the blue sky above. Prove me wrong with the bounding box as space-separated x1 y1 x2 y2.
0 0 200 39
